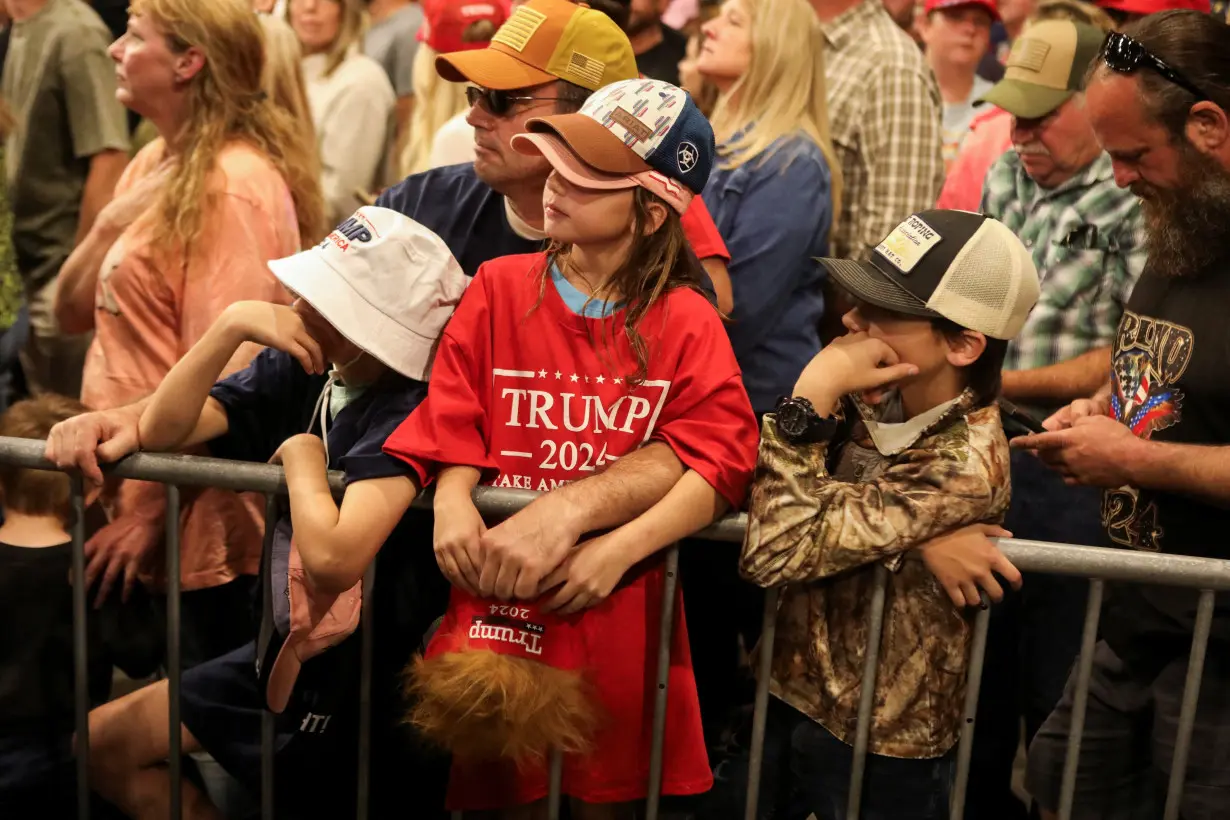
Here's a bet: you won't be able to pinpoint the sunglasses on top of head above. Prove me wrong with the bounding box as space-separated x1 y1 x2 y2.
465 86 565 116
1101 32 1210 102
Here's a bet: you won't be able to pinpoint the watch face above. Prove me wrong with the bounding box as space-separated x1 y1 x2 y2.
778 402 808 437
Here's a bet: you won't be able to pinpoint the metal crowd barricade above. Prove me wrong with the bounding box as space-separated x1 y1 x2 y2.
4 435 1230 820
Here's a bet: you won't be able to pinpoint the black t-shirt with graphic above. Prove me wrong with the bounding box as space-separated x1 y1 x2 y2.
1100 265 1230 676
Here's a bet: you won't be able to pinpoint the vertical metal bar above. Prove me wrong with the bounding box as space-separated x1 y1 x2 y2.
1162 589 1215 820
356 562 376 820
744 586 780 820
950 596 992 820
70 476 90 820
645 545 681 820
847 563 890 820
1057 578 1104 820
259 494 277 820
547 749 564 820
166 484 183 820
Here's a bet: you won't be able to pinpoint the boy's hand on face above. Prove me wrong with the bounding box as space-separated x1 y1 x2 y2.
792 333 919 413
917 523 1022 609
221 302 327 376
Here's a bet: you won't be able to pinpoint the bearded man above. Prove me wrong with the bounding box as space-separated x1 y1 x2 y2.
967 19 1148 819
1015 11 1230 820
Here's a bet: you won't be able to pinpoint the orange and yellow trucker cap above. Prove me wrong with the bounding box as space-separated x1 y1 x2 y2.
435 0 639 92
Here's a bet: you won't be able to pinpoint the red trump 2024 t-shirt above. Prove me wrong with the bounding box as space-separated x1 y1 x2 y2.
384 252 758 808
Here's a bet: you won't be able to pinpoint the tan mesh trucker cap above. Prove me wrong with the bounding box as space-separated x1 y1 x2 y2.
977 19 1106 119
819 210 1040 340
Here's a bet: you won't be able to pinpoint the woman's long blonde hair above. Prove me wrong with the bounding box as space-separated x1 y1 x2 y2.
707 0 843 222
258 13 316 139
400 14 499 177
133 0 326 251
401 44 469 176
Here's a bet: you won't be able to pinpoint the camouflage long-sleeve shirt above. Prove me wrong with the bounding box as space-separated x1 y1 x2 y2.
740 390 1011 759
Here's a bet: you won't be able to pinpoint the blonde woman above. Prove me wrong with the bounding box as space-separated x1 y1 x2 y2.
697 0 840 417
403 0 505 175
290 0 396 223
51 0 321 676
259 12 319 154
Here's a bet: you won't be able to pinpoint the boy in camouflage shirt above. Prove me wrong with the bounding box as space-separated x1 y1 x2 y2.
740 210 1040 819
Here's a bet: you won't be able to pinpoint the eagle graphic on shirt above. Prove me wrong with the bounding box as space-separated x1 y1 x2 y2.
1102 311 1194 551
1110 351 1181 438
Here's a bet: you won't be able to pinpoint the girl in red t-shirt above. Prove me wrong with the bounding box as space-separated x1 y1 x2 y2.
381 79 758 813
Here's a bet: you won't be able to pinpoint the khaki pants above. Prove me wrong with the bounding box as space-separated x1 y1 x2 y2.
20 275 92 399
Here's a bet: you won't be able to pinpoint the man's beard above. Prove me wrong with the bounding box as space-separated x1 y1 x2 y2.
1136 142 1230 278
625 12 656 37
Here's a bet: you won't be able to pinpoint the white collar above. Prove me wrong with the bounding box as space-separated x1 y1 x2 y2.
504 198 548 241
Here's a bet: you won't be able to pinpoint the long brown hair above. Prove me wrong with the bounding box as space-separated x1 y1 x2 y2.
132 0 326 251
541 188 706 387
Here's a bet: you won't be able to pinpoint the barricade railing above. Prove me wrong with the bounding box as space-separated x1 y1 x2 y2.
1 435 1225 820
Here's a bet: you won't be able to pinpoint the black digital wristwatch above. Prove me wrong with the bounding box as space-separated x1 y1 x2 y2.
774 397 840 444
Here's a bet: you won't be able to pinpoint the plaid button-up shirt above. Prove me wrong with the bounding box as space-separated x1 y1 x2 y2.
823 0 945 260
981 150 1146 376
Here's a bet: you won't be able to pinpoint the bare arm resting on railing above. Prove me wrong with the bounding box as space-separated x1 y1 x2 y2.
478 441 688 600
140 302 326 452
538 470 729 614
276 434 419 596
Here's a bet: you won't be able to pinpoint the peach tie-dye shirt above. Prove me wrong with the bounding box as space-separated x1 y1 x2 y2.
82 139 299 590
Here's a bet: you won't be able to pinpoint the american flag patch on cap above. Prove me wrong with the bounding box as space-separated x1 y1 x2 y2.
567 51 605 87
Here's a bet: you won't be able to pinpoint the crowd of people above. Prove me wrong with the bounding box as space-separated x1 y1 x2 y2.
0 0 1229 817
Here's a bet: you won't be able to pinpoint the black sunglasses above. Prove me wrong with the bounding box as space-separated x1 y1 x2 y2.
465 86 565 116
1101 32 1209 102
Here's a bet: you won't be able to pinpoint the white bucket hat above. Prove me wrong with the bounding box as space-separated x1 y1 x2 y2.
267 207 468 381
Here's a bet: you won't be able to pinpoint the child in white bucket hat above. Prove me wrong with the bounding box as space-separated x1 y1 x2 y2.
122 206 467 816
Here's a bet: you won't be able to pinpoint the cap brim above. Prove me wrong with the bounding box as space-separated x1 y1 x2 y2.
512 132 640 192
268 252 442 381
435 47 556 90
819 258 940 318
978 80 1074 120
264 638 302 714
527 114 652 176
926 0 1001 21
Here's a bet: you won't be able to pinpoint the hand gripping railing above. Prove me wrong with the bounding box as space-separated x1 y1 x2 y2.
2 436 1227 820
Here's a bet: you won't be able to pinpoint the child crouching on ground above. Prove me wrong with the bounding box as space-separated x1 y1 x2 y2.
738 210 1040 820
81 208 467 818
381 79 760 815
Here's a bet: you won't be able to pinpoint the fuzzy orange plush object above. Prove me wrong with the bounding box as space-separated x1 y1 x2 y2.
405 592 602 764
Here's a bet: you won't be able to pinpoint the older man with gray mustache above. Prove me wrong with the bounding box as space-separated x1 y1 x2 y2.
962 18 1149 820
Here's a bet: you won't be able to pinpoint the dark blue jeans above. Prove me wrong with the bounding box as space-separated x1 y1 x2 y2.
701 699 954 820
963 449 1106 819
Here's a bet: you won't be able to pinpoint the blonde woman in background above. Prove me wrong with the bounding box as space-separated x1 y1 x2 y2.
698 0 841 417
403 0 505 174
290 0 396 223
50 0 321 678
259 11 319 152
